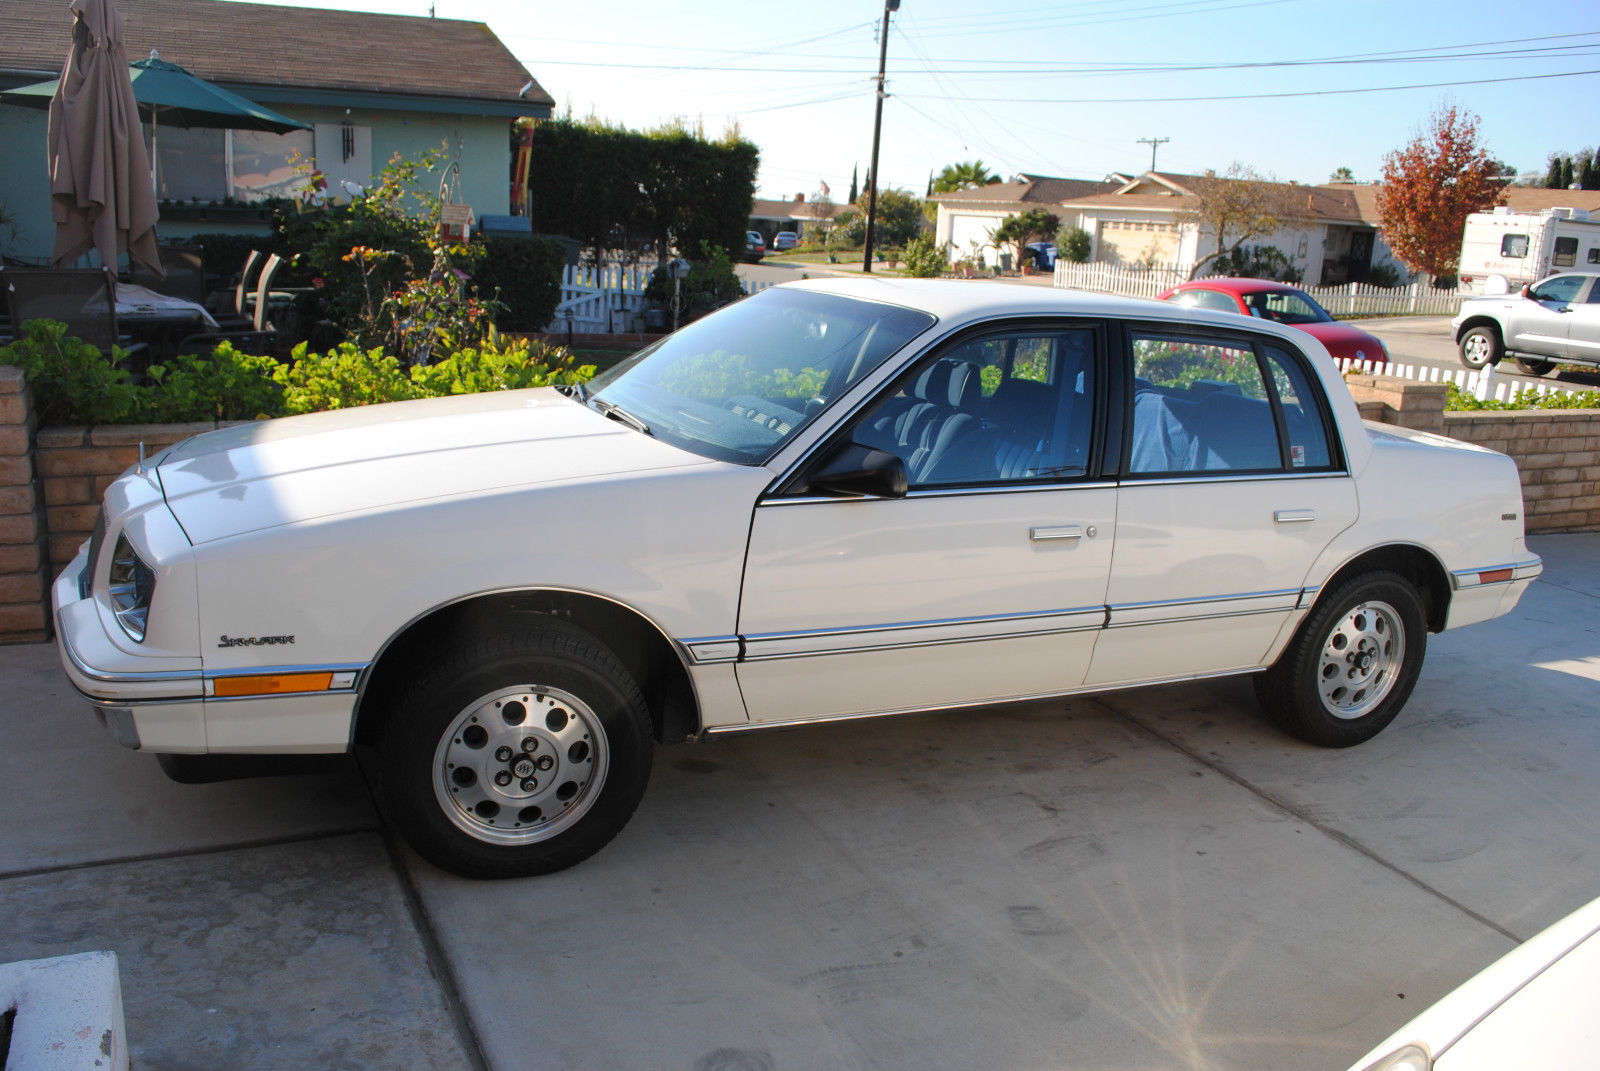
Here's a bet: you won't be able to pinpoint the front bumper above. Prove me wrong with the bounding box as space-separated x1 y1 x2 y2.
53 545 209 753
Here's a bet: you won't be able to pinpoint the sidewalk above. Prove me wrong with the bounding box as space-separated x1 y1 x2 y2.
3 533 1597 1070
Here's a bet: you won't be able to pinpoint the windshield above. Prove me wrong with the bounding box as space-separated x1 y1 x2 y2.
1242 289 1330 326
588 288 935 464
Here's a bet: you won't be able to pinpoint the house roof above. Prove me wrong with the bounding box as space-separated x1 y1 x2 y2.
1339 183 1600 222
1062 170 1369 225
0 0 551 111
929 173 1123 208
751 197 840 222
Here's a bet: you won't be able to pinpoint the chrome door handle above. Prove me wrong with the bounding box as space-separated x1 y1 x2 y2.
1274 509 1316 524
1031 525 1085 541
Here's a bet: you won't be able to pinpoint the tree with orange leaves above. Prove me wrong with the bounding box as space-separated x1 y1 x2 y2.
1376 104 1506 281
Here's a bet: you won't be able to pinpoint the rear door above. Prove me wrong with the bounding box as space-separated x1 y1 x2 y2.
1086 325 1357 685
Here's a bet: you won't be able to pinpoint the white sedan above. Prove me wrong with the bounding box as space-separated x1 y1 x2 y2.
53 279 1541 878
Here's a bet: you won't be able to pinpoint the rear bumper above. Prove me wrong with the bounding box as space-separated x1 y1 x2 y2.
1445 556 1542 630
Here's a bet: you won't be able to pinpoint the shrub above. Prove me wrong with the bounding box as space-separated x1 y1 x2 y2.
901 234 949 278
1445 382 1600 410
144 344 285 421
1058 225 1092 263
469 236 567 332
271 342 416 415
1210 244 1302 283
1362 262 1404 288
0 320 142 426
409 336 595 396
645 242 743 323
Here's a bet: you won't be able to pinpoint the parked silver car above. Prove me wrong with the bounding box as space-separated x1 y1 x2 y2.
1453 271 1600 375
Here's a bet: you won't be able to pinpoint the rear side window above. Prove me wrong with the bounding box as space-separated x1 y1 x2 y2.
1500 234 1529 258
1128 332 1335 476
1589 248 1600 265
1167 288 1238 314
1554 236 1579 268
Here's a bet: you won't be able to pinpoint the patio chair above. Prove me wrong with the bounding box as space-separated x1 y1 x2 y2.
130 244 207 306
3 267 149 370
178 253 283 356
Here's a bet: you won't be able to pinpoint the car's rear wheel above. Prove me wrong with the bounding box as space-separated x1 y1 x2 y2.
377 620 652 878
1458 326 1501 370
1253 571 1426 748
1514 357 1556 376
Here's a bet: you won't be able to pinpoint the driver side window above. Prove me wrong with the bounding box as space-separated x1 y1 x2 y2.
852 328 1098 488
1531 276 1586 304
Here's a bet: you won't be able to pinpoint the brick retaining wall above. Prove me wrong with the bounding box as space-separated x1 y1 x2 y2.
1443 410 1600 532
1349 373 1600 533
0 368 50 642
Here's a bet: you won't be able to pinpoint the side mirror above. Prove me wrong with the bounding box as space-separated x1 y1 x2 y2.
1520 284 1532 299
806 443 908 499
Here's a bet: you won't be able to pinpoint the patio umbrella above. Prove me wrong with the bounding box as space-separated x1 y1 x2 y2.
42 0 160 275
3 54 310 193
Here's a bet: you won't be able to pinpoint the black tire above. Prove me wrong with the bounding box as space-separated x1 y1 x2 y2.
1457 325 1501 370
1253 571 1426 748
1514 356 1556 377
378 619 653 878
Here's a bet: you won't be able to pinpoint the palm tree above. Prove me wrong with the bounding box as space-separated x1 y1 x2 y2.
932 160 1002 194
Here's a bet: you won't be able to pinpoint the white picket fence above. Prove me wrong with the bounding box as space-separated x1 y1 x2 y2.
1051 262 1467 317
1051 262 1187 299
549 264 775 334
1335 356 1593 406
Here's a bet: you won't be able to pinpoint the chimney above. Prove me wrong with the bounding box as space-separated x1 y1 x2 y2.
794 193 805 203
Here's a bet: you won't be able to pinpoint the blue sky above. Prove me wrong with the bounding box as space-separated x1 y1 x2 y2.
227 0 1598 199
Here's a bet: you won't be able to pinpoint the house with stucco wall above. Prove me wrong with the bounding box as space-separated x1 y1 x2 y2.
0 0 552 265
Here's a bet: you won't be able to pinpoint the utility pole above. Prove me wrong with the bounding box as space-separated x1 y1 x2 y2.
1137 136 1169 173
862 0 899 273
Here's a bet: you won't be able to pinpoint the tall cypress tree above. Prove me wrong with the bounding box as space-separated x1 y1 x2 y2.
1581 152 1599 191
1545 155 1564 188
1560 156 1575 190
849 164 859 204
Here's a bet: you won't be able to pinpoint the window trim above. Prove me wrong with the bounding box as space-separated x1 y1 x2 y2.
766 316 1113 499
1118 321 1346 481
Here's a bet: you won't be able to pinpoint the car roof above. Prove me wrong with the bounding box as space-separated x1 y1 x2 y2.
781 276 1308 337
1176 278 1301 295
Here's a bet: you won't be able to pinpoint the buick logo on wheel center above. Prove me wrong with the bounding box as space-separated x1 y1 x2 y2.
512 756 537 779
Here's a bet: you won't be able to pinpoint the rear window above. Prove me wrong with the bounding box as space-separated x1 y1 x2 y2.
1500 234 1529 258
1553 236 1579 268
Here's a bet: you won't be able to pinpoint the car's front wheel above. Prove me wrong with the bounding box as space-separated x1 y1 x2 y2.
1457 326 1501 370
1514 356 1556 376
1253 571 1426 748
378 620 653 878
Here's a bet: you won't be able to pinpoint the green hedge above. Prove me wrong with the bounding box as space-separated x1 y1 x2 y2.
0 319 595 427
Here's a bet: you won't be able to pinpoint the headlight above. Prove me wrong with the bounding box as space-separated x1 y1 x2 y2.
107 533 156 642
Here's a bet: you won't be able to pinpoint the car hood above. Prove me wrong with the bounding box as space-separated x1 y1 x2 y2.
155 388 714 545
1296 321 1386 360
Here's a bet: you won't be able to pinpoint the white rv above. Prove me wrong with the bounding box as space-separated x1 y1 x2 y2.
1456 206 1600 295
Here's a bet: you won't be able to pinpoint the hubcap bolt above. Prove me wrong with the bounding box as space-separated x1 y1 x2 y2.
521 737 538 753
536 755 554 771
495 746 514 762
494 771 513 787
520 778 537 791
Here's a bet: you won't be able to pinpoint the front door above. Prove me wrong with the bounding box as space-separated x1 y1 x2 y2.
736 323 1117 724
1509 274 1590 358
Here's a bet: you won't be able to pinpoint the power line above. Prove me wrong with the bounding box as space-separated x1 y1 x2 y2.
900 66 1600 105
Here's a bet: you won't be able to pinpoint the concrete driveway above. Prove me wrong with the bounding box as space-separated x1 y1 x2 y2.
3 534 1597 1071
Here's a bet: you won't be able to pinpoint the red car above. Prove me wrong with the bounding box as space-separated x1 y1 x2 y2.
1156 279 1389 366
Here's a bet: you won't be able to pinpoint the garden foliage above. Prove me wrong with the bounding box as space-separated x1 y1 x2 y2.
1 321 595 427
526 119 759 265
